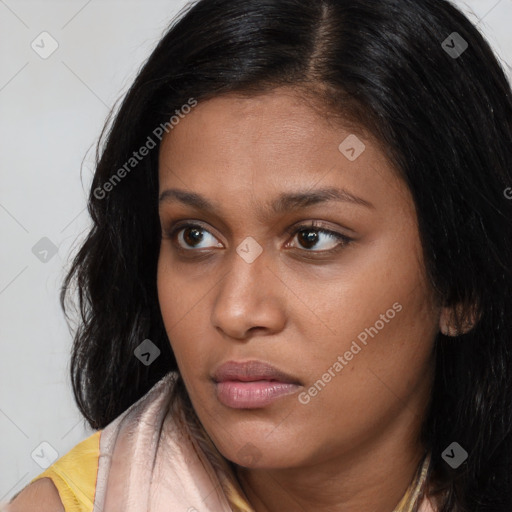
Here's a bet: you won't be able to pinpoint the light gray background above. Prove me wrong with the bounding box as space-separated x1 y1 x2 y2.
1 0 511 503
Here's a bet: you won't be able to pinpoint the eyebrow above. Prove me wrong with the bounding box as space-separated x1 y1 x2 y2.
158 186 375 221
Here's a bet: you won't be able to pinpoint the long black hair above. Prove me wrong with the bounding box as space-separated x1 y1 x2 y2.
61 0 512 510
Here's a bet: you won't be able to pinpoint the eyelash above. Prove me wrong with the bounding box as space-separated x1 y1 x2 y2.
163 220 353 256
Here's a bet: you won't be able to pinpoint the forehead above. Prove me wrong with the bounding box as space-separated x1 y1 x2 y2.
157 89 411 218
159 89 369 166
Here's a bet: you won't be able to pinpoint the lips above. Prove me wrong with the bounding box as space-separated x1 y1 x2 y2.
212 360 301 385
212 360 302 409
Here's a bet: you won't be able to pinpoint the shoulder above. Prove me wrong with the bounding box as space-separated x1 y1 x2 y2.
4 477 64 512
6 430 102 512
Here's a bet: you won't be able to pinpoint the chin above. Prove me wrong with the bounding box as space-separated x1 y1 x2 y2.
214 435 305 470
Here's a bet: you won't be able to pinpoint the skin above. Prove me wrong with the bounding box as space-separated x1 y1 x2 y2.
6 478 65 511
156 87 455 512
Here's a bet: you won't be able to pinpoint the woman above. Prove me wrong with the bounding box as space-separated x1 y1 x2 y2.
5 0 512 510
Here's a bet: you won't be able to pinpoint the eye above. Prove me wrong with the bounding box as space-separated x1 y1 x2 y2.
285 221 352 253
168 223 223 251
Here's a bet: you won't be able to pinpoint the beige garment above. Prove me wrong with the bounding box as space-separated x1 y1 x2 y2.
93 372 234 511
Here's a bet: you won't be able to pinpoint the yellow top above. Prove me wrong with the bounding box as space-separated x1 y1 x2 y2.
29 430 101 512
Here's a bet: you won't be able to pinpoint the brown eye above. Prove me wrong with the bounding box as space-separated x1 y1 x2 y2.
182 226 205 247
170 223 223 250
288 224 352 252
296 229 322 249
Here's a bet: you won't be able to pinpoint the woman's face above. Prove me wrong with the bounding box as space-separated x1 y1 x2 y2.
157 88 441 469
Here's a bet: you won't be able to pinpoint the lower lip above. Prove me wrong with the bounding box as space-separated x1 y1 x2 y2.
215 380 301 408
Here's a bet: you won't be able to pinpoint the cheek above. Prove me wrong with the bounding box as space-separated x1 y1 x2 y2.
290 245 432 363
157 255 213 387
287 298 436 459
157 256 191 367
289 239 437 410
157 249 202 340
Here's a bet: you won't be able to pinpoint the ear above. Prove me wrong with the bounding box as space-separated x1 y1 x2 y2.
439 301 480 336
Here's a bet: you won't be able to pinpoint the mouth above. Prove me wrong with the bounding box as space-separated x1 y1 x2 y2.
211 360 302 409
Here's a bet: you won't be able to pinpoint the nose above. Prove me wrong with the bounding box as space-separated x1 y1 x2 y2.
210 244 287 341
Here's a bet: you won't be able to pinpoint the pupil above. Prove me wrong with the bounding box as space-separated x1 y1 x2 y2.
299 230 318 249
184 227 203 246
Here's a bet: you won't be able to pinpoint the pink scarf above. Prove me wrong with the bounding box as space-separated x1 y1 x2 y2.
94 372 237 511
